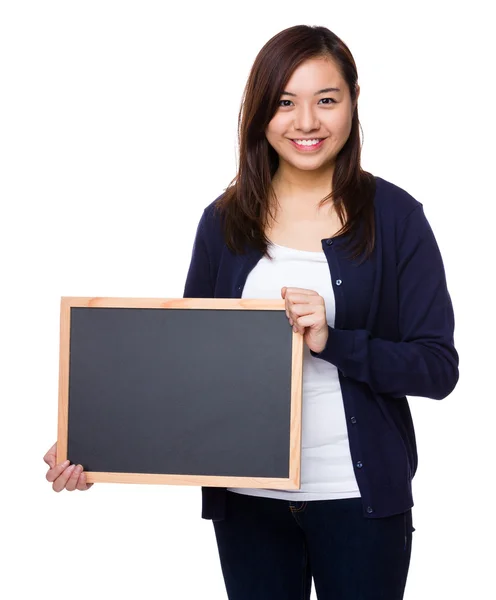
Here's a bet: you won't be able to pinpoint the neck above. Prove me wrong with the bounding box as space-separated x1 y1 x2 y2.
271 160 334 205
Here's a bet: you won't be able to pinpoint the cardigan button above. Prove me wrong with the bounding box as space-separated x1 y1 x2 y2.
366 506 374 514
325 238 334 246
356 461 363 469
336 279 342 286
350 416 357 424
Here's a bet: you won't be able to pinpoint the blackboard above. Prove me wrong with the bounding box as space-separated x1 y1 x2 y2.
57 297 303 487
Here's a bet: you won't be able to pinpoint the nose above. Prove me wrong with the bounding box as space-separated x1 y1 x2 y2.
293 103 320 132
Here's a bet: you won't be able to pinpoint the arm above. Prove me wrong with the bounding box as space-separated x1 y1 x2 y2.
183 209 214 298
310 205 459 400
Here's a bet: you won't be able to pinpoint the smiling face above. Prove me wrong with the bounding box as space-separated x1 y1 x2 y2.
265 56 358 177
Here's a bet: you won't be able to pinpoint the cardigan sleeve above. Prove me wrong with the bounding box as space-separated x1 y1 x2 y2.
310 204 459 400
183 210 215 298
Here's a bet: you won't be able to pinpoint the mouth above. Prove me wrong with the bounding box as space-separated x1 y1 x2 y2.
288 138 326 151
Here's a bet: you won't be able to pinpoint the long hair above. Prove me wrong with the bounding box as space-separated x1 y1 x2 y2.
215 24 376 260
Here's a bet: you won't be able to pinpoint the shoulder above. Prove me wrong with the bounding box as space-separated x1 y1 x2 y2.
373 177 440 256
192 193 226 260
199 193 225 226
373 175 423 222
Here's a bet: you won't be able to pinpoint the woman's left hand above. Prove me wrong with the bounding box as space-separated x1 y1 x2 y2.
281 286 329 353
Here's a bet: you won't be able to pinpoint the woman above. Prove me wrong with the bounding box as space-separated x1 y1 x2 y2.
45 24 459 600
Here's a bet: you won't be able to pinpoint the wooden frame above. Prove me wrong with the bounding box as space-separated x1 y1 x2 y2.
57 297 303 487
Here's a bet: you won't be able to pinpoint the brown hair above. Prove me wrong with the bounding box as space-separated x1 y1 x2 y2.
215 24 376 261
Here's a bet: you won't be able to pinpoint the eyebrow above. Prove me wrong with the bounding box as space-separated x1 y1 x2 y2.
281 87 341 97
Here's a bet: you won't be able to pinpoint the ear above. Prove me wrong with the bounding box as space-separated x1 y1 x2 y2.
353 83 360 111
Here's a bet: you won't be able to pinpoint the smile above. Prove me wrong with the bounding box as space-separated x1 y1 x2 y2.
289 138 326 151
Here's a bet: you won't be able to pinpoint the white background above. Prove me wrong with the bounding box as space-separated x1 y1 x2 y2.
1 1 494 598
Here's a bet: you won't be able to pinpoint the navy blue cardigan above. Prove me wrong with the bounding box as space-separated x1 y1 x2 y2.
183 175 459 521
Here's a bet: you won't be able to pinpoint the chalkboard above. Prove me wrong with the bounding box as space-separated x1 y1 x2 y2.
57 297 303 488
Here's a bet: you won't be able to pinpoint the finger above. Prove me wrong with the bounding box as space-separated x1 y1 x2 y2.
43 442 57 469
287 303 325 332
66 464 83 492
295 314 328 329
287 313 306 335
52 464 76 492
46 459 70 483
283 287 320 297
284 294 323 320
76 471 94 491
286 294 325 307
290 322 304 334
289 303 326 317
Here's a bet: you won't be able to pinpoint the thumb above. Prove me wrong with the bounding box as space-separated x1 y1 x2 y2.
281 286 287 298
43 443 57 469
43 454 55 469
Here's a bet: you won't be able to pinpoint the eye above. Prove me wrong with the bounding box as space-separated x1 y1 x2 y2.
277 98 337 107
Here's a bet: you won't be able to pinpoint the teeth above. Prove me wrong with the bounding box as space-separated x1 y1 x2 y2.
293 139 322 146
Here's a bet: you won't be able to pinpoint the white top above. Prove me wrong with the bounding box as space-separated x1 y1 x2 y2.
227 242 360 500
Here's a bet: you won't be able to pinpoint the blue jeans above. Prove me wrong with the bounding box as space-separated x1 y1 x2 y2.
213 491 413 600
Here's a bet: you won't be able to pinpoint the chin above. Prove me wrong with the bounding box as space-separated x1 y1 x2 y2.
288 158 332 171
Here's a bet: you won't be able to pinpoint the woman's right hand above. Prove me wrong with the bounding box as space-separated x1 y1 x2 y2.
44 442 93 492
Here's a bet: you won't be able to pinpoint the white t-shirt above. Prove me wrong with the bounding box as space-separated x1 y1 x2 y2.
227 241 360 500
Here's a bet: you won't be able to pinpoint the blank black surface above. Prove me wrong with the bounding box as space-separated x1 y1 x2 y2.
67 307 293 478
